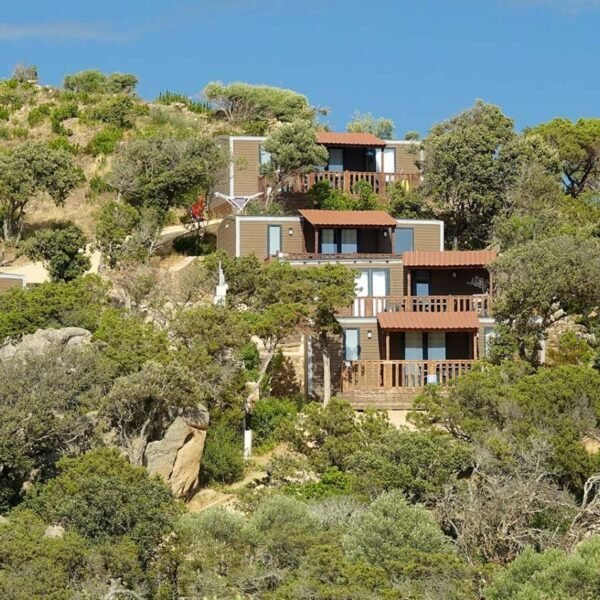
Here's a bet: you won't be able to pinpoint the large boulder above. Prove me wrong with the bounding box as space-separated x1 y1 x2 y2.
0 327 92 361
144 405 210 499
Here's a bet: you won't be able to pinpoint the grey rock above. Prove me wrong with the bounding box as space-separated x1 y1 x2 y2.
145 406 209 499
0 327 92 361
44 524 65 539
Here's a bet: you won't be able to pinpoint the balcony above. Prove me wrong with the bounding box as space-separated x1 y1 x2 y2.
341 359 475 392
337 294 491 318
291 171 420 195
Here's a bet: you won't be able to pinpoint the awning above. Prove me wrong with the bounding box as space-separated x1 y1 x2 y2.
378 312 480 331
403 250 497 268
299 209 398 228
316 132 387 148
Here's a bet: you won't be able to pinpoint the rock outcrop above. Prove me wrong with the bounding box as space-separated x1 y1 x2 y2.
0 327 92 361
145 405 210 499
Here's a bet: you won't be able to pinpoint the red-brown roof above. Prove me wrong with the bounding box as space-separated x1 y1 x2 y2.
377 312 480 331
299 209 398 228
316 132 387 148
403 250 497 268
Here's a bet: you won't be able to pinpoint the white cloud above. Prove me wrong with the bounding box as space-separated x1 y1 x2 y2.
0 22 133 42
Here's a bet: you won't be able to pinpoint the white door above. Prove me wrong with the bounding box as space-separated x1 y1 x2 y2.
383 147 396 174
353 271 369 317
344 329 360 361
371 270 388 313
376 148 384 173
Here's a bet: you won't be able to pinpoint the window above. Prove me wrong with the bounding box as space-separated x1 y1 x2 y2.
328 148 344 172
355 269 390 296
259 144 271 166
267 225 281 256
413 270 430 296
341 229 357 253
320 228 337 254
395 227 414 254
344 329 360 361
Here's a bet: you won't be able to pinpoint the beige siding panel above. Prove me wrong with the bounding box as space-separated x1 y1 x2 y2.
209 196 234 220
0 275 24 294
216 217 236 257
239 219 304 258
388 143 420 174
233 139 262 196
214 137 232 196
413 223 442 251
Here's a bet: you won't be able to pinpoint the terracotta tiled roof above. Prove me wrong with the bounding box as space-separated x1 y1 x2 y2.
316 132 387 147
299 210 398 228
377 312 480 331
402 250 497 268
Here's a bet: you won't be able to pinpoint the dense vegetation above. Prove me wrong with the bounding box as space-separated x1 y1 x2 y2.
0 66 599 598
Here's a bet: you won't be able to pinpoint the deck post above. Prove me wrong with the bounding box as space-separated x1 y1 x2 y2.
406 269 412 298
390 227 396 255
472 332 478 359
386 332 390 360
314 226 319 255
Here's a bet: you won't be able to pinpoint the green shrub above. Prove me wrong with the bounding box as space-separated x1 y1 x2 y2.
86 125 123 155
201 421 245 485
0 275 108 343
10 126 28 139
89 174 112 194
27 103 52 127
20 222 90 282
23 448 180 564
47 135 80 154
0 106 10 121
172 232 216 256
283 467 356 500
88 95 147 129
156 90 211 114
250 396 299 448
50 102 78 134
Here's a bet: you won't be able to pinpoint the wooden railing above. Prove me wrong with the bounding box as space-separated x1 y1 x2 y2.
281 170 421 195
341 359 475 391
337 294 491 318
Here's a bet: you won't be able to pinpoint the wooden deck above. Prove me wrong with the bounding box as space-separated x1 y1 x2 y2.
341 359 474 392
261 170 421 196
338 294 491 318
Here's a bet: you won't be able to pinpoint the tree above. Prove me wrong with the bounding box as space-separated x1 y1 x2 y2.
94 199 140 267
260 120 329 208
0 347 109 510
63 69 138 95
484 536 600 600
304 264 356 405
346 111 395 140
203 81 315 128
0 275 108 343
0 143 83 242
21 222 90 282
23 448 180 564
492 236 600 360
11 63 38 84
101 361 202 465
420 100 521 248
109 133 226 214
344 490 474 598
528 117 600 197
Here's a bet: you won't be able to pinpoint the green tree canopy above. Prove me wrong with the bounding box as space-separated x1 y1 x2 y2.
203 81 315 128
346 110 395 140
421 100 523 248
0 142 84 241
63 69 138 94
109 133 226 214
21 222 90 282
528 117 600 198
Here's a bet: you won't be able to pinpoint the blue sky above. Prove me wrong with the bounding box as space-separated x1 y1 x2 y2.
1 0 598 137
